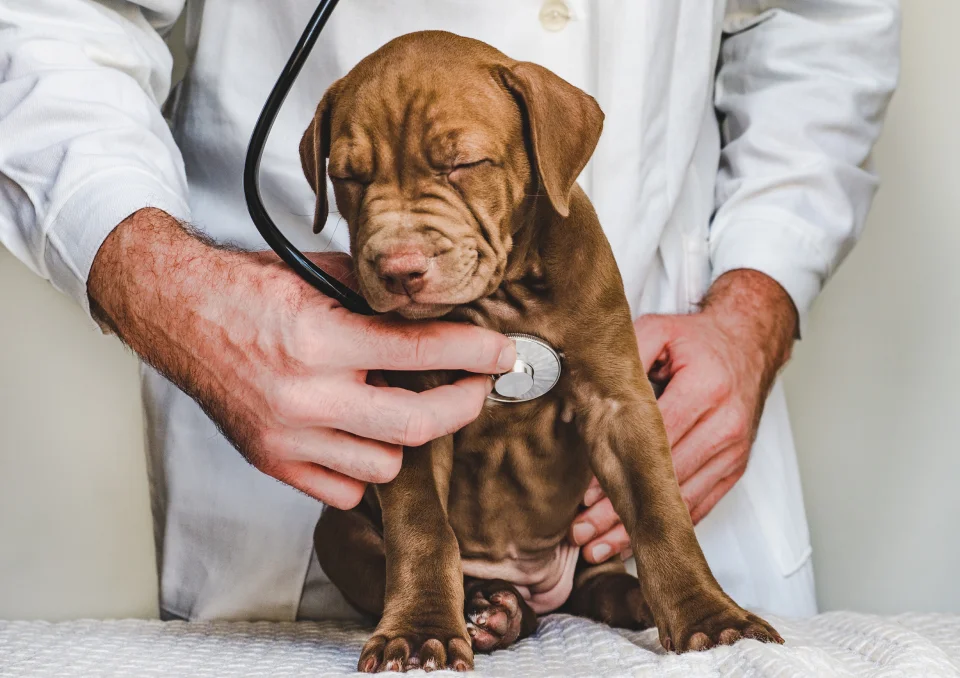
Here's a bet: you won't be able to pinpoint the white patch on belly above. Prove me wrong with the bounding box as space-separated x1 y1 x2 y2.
461 542 580 614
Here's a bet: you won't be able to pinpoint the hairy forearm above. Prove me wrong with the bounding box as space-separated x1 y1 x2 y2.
91 208 210 327
87 208 247 395
700 269 798 391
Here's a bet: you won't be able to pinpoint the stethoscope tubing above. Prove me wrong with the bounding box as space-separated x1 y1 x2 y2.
243 0 374 315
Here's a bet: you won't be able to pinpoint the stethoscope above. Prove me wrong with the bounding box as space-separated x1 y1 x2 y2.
242 0 560 403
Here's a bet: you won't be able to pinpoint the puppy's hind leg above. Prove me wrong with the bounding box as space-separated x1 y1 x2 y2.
314 503 386 617
463 578 538 652
562 557 653 631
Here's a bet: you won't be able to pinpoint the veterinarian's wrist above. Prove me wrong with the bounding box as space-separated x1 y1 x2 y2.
700 269 798 383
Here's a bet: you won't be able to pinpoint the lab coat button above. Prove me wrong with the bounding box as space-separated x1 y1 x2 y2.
539 1 571 32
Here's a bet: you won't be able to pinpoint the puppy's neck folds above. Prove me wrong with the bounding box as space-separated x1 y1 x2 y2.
451 191 587 337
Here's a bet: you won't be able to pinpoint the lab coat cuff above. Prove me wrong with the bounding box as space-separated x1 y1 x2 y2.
709 217 825 338
44 170 192 328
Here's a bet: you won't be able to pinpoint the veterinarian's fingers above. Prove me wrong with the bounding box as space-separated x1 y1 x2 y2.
690 470 745 525
633 315 672 372
334 314 516 373
679 445 747 515
668 410 732 485
273 460 367 509
583 477 604 507
570 497 621 546
273 427 403 484
340 376 493 446
583 524 630 564
656 367 716 449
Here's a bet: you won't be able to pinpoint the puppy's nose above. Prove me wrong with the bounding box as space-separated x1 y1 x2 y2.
375 249 430 295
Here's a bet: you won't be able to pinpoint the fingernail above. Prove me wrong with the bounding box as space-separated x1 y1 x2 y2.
572 522 596 545
497 344 517 371
484 376 495 395
591 544 612 562
583 487 603 507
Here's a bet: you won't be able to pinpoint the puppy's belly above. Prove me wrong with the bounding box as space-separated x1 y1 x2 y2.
461 542 580 614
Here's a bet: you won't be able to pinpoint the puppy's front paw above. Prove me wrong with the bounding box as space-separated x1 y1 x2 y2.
359 632 473 673
659 595 783 653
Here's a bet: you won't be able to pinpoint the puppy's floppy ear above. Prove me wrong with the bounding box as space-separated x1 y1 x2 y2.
299 88 335 233
500 61 604 218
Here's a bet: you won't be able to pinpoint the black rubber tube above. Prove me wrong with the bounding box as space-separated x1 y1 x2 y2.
243 0 374 315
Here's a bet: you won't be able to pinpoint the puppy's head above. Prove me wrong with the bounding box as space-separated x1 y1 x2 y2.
300 31 603 318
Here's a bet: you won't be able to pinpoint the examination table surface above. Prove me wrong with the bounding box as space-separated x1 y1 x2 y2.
1 612 958 677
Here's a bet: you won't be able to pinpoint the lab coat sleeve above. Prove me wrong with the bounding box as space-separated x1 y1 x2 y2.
711 1 900 329
0 0 190 317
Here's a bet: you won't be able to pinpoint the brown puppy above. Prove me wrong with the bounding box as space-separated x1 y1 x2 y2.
300 31 782 673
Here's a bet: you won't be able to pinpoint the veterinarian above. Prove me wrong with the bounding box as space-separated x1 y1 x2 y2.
0 1 898 622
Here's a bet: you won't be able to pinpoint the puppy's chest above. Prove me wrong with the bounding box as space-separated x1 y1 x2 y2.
445 398 591 613
447 397 591 553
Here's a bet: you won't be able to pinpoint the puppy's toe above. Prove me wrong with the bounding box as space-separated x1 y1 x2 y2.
382 637 412 672
660 595 784 654
359 632 473 673
687 631 713 652
717 627 743 646
416 638 445 672
742 619 784 644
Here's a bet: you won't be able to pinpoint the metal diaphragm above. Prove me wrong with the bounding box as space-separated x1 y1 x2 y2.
488 333 562 403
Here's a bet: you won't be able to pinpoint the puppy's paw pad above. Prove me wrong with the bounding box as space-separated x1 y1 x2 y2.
465 585 525 652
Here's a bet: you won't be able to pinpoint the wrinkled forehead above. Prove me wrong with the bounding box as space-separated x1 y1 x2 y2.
329 65 522 164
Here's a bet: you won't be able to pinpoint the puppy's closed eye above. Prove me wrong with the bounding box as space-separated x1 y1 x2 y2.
329 172 372 186
453 158 491 170
449 158 494 182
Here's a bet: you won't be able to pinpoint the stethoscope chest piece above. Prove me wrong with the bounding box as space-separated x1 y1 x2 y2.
488 333 561 403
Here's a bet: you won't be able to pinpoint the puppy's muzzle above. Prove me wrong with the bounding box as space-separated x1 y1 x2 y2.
374 247 430 296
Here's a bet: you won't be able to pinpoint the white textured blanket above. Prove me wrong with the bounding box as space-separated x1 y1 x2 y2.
1 613 958 677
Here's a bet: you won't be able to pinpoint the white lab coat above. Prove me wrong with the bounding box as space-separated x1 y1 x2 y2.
0 0 899 621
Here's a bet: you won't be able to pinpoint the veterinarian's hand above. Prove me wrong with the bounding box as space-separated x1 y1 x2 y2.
637 269 797 524
570 269 796 562
88 208 516 510
568 476 630 563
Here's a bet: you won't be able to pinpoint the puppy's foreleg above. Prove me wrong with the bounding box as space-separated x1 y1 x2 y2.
357 436 474 673
573 339 782 652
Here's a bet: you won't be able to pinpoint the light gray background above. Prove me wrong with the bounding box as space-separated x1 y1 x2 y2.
1 2 957 620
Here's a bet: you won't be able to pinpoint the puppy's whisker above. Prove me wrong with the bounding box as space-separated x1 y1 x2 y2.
319 216 347 254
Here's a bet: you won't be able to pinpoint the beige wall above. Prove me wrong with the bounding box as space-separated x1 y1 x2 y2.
1 2 957 620
0 251 158 620
783 1 960 614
